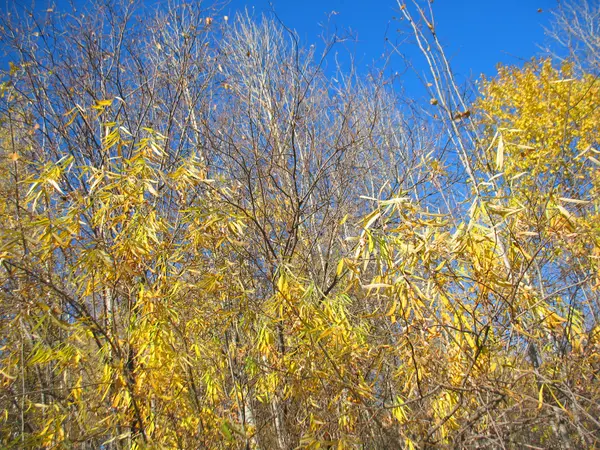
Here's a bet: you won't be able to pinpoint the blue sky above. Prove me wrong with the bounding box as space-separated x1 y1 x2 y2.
223 0 560 97
4 0 560 99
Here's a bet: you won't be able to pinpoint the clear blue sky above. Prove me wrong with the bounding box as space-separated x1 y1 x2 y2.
4 0 561 99
224 0 560 96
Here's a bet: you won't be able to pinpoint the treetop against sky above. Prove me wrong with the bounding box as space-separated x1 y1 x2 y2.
227 0 558 79
3 0 560 96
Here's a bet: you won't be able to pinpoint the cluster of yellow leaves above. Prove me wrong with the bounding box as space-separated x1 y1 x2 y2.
0 109 250 447
476 60 600 195
1 59 600 449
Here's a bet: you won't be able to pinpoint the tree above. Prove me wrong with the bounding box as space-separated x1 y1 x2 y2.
0 1 431 447
546 0 600 73
1 0 599 448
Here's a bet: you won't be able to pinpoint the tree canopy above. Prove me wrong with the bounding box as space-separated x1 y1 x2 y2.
1 0 599 448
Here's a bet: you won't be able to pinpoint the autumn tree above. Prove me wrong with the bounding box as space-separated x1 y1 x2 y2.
546 0 600 73
1 0 599 449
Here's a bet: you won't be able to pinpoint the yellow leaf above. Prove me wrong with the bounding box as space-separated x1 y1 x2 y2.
362 210 381 230
146 182 158 197
47 179 64 194
588 156 600 166
559 197 590 205
556 205 576 223
336 258 345 276
0 369 16 380
386 300 398 317
496 133 504 170
362 283 392 290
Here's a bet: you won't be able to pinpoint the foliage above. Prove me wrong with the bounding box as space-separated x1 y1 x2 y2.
0 1 599 449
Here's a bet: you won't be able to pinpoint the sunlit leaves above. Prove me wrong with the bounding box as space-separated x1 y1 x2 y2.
1 9 599 448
